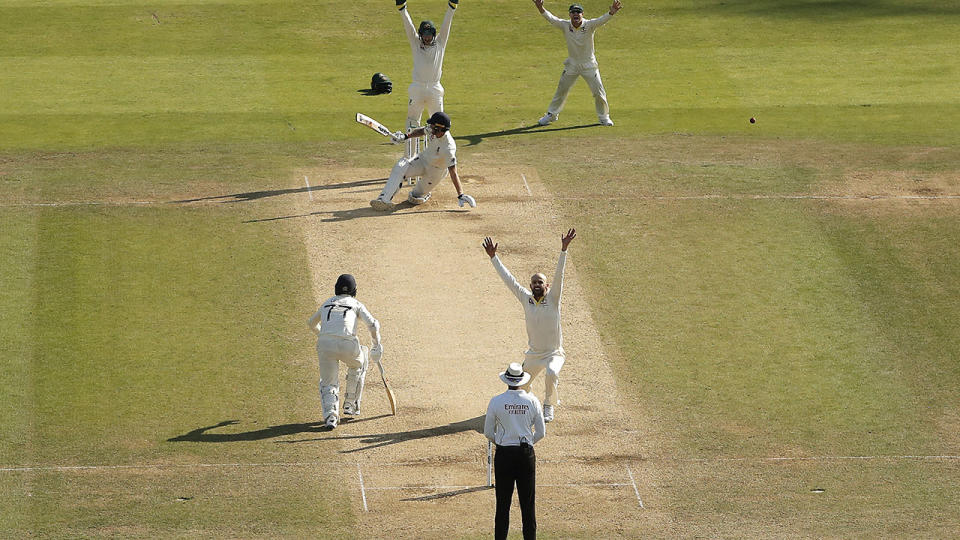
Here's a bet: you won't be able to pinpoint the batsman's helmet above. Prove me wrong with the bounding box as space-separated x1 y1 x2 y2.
418 20 437 38
568 3 584 13
427 111 451 130
335 274 357 297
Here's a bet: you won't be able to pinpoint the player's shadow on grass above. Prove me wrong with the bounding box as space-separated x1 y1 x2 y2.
455 123 597 147
166 417 389 443
172 178 384 204
278 415 485 453
357 88 392 96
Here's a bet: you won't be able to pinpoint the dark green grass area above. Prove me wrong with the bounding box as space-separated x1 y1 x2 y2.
3 0 960 148
0 467 353 537
0 205 352 536
569 196 959 457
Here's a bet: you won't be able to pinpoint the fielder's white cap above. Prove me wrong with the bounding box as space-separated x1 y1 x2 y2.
499 362 531 386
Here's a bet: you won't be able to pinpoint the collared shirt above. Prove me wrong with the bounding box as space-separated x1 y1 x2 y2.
490 251 567 355
540 9 614 67
484 389 546 447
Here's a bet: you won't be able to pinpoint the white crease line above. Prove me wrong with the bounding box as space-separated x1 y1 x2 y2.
366 483 633 491
4 454 958 474
304 176 313 201
357 463 368 512
521 173 532 196
557 194 960 201
626 465 644 508
685 455 960 463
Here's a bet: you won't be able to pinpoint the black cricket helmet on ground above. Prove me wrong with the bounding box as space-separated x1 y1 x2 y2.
370 72 393 94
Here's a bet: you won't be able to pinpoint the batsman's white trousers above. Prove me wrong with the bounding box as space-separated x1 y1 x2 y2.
546 63 609 119
315 334 368 419
522 350 565 407
377 156 448 204
407 81 444 129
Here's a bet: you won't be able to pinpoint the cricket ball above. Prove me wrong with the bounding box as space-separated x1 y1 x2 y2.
749 117 756 124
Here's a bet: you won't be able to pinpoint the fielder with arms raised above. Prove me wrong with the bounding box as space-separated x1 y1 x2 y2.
483 229 576 423
371 111 476 210
397 0 460 161
533 0 622 127
308 274 382 429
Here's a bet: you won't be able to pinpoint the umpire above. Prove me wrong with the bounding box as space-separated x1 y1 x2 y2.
484 363 546 540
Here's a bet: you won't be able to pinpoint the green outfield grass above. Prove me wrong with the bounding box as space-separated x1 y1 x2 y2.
2 0 959 536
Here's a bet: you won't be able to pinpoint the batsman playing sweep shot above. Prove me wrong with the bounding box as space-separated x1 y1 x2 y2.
483 229 576 423
370 111 476 210
308 274 383 429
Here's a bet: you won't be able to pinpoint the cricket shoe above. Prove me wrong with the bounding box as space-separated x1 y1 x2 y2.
342 402 359 416
324 414 338 429
370 199 394 211
407 191 431 205
599 116 614 126
538 112 558 126
543 405 555 423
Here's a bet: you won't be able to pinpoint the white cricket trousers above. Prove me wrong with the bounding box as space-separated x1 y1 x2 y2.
522 350 565 407
377 156 448 204
407 81 444 129
546 64 609 119
315 334 368 420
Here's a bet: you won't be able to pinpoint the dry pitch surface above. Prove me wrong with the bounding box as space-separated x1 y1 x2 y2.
294 164 655 538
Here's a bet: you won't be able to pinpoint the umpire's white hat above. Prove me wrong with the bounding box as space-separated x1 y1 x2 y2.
499 362 531 386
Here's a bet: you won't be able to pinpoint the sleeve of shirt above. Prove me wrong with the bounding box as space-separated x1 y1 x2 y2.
356 301 381 345
491 255 531 304
401 7 419 46
484 399 497 443
307 309 323 335
540 9 567 28
549 251 567 302
438 5 455 47
532 398 546 444
587 12 614 29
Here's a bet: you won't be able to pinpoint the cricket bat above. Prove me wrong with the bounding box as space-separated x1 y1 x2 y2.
374 355 398 415
356 112 394 138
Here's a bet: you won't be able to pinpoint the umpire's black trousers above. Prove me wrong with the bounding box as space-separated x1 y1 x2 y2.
494 443 536 540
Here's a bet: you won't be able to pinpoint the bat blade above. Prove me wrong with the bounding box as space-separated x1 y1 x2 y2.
356 112 393 138
375 358 398 415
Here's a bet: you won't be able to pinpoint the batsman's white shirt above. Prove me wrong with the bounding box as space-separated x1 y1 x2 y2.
541 9 613 69
484 389 546 447
311 295 380 342
402 5 456 84
421 129 457 170
490 251 567 356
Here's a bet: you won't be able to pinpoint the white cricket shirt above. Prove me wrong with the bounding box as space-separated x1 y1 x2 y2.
401 6 456 84
484 389 546 447
490 251 567 356
310 295 380 341
541 9 614 68
420 130 457 170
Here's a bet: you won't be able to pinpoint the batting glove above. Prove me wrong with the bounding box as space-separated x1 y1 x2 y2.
370 344 383 363
457 193 477 208
390 131 406 145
